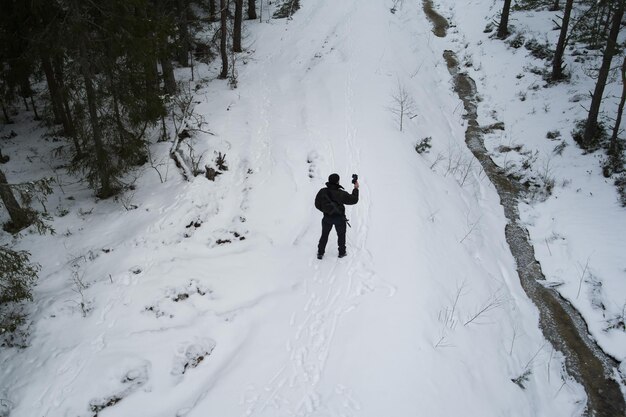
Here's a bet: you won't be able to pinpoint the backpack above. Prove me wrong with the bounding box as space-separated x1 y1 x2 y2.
321 189 342 216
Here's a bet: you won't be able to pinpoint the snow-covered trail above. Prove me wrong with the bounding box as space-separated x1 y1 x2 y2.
180 1 584 416
188 3 405 415
0 1 589 416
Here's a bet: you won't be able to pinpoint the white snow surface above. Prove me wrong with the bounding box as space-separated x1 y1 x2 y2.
434 0 626 378
8 0 626 415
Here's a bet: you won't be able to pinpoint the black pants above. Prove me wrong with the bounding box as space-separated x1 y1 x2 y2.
317 215 346 255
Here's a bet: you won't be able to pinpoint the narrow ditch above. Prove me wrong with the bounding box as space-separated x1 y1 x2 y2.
423 1 625 416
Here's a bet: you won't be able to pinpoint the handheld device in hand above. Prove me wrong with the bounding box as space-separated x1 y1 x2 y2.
352 174 358 184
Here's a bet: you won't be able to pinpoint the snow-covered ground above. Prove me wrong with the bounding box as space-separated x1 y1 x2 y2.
3 0 625 416
434 0 626 382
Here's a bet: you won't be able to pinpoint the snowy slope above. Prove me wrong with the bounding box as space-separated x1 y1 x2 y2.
1 1 588 416
435 0 626 380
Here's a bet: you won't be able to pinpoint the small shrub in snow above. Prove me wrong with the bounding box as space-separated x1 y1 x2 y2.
507 34 525 49
521 151 538 170
546 130 561 140
572 119 608 153
185 142 206 177
205 166 222 181
88 365 148 416
511 368 532 389
553 141 568 155
513 0 553 11
116 188 138 211
440 146 477 187
524 39 553 60
390 82 416 132
463 293 503 326
415 137 432 154
584 272 605 311
166 280 210 304
604 303 626 332
56 207 69 217
90 396 123 416
71 267 92 318
215 152 228 171
172 340 216 376
524 158 556 202
496 144 522 153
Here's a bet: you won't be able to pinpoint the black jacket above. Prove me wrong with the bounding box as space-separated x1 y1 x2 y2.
315 182 359 216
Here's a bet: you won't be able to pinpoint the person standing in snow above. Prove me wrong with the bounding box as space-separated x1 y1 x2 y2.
314 173 359 259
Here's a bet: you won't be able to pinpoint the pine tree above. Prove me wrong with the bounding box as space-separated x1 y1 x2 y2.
0 0 204 197
606 55 626 175
497 0 513 38
581 0 625 149
551 0 574 81
219 0 229 79
0 246 39 344
0 168 32 232
247 0 257 20
176 0 192 66
209 0 219 21
234 0 243 52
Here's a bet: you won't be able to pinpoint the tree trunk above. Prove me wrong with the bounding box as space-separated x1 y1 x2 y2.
160 54 177 95
1 101 12 124
43 53 79 156
209 0 219 21
41 53 63 124
112 90 126 145
78 37 113 198
30 96 40 120
219 0 229 79
607 55 626 174
551 0 573 82
234 0 243 52
177 0 190 66
19 74 32 112
582 0 625 148
144 56 160 118
52 55 79 151
602 2 612 42
247 0 257 20
497 0 512 39
589 2 606 49
0 168 31 232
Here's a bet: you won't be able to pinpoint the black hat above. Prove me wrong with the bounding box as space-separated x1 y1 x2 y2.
328 173 340 184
